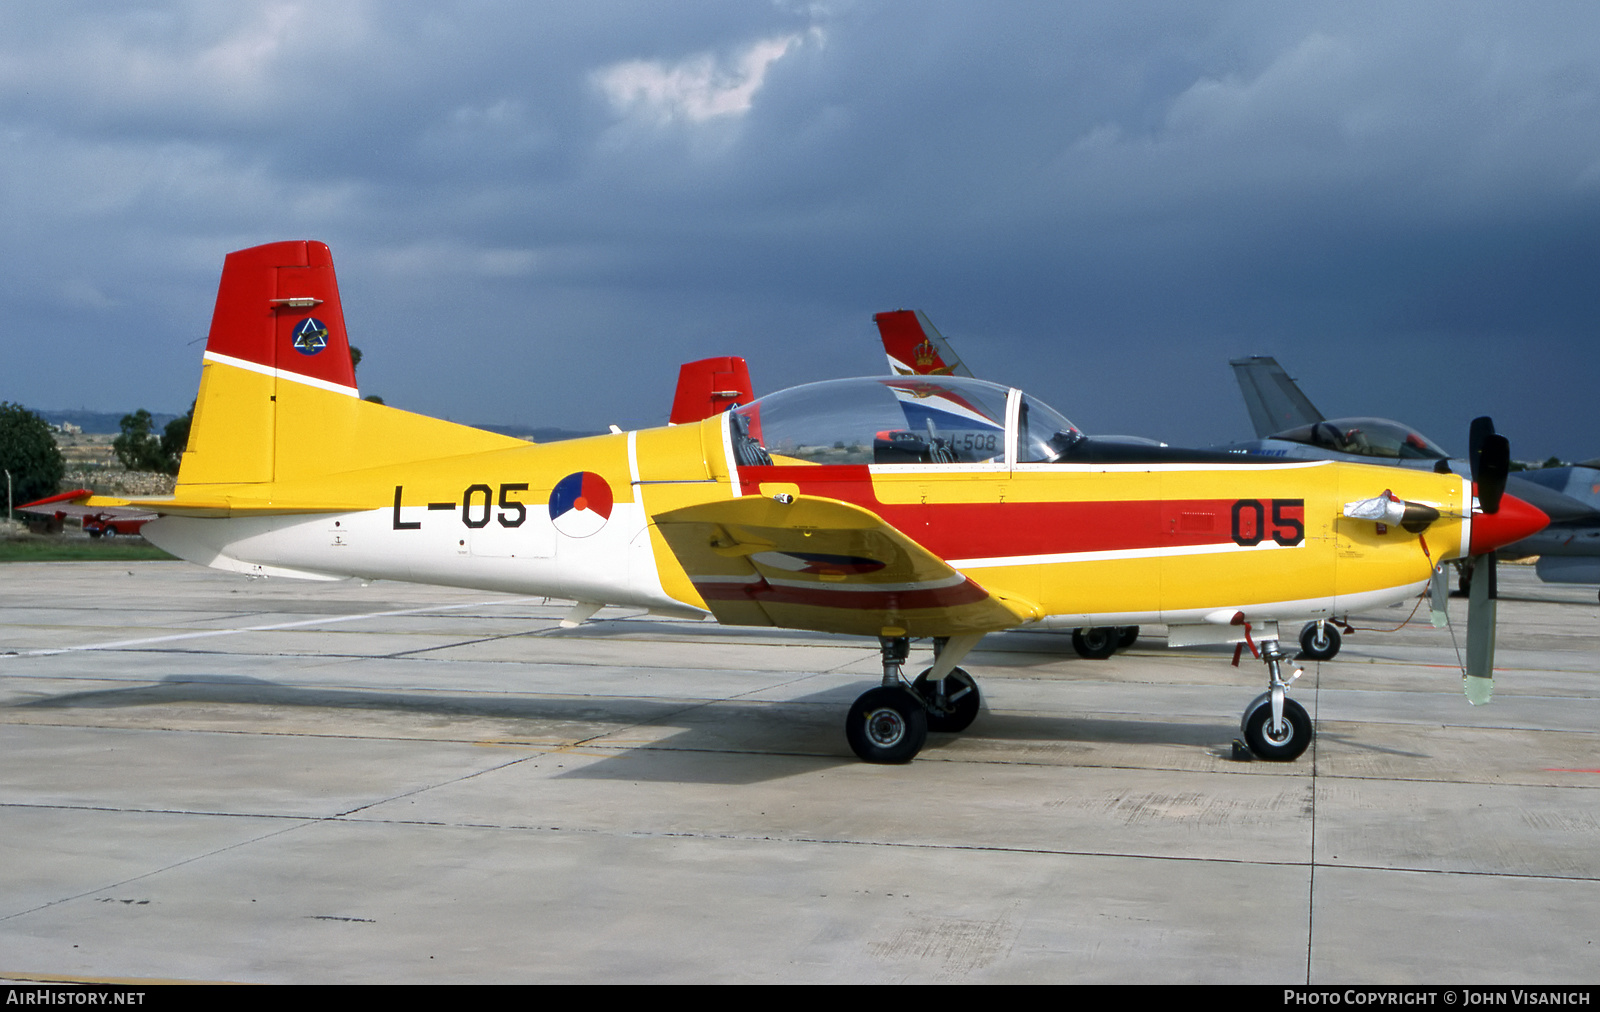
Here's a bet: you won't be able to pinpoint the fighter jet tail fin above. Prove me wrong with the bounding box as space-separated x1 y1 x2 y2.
1230 356 1324 439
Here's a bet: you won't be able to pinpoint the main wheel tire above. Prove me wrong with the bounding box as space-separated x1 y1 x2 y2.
1298 621 1341 661
1242 696 1312 761
1072 626 1117 659
845 686 929 763
912 667 981 733
1117 626 1139 649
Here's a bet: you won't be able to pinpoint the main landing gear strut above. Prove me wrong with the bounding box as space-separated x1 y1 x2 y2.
1238 635 1312 761
845 633 984 763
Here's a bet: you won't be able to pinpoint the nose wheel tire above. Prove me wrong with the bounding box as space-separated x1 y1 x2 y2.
911 667 981 733
1241 695 1312 761
845 686 929 763
1072 627 1118 659
1298 621 1341 661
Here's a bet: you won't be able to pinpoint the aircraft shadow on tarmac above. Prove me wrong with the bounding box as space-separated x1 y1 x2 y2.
7 672 1290 785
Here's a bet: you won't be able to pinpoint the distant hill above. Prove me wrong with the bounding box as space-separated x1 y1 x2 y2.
37 409 180 434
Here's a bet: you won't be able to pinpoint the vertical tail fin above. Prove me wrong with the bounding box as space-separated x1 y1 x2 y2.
180 241 360 487
873 310 973 377
1229 356 1324 439
669 356 754 424
177 240 533 492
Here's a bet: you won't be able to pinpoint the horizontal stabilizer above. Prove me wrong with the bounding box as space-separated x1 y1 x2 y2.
653 494 1036 637
86 493 366 519
17 489 159 522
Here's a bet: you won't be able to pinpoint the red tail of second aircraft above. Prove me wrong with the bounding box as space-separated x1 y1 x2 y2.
669 356 754 424
873 310 972 378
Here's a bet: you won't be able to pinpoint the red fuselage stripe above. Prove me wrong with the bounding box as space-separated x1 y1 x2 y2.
736 464 1285 559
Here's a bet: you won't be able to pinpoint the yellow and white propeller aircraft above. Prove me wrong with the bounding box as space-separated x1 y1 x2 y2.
78 241 1548 764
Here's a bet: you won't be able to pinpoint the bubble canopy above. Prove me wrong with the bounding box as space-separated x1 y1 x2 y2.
1271 417 1449 461
728 376 1082 467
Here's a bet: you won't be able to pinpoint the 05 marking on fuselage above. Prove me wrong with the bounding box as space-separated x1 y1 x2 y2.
1230 498 1305 547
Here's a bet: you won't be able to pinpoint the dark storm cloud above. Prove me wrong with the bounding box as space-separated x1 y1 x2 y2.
2 2 1597 458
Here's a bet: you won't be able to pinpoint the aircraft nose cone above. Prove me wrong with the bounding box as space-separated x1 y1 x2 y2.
1469 490 1550 556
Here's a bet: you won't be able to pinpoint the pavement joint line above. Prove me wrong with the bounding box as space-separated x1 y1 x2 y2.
3 597 542 658
8 798 1597 886
1306 670 1323 983
0 812 327 924
381 628 562 658
21 796 1595 884
330 748 548 819
0 747 558 924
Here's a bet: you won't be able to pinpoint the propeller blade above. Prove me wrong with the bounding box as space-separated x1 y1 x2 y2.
1477 433 1510 515
1463 552 1497 705
1469 416 1496 482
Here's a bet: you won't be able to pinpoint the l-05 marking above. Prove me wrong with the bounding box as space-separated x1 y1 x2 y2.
392 483 531 531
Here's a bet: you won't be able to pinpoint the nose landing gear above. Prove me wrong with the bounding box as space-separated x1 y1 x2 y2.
1238 636 1311 761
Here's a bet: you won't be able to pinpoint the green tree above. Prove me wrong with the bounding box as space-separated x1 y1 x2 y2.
0 402 66 507
113 409 170 473
159 402 195 475
350 344 383 404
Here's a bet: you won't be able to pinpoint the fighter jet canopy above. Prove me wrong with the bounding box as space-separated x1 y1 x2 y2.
1271 417 1449 461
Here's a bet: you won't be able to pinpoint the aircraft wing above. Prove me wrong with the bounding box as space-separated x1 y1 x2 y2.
1230 356 1324 438
652 494 1039 638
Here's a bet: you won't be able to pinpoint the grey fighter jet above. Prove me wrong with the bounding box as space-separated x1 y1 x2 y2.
1227 357 1600 603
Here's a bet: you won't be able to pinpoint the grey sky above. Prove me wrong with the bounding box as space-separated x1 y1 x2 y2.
3 2 1597 459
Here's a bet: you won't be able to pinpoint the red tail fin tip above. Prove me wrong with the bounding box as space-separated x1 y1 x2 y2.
204 240 358 396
